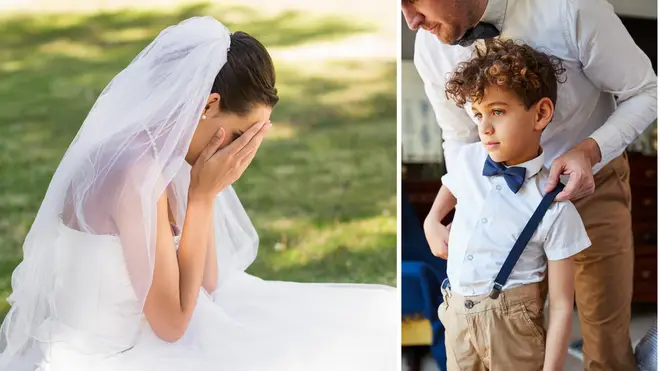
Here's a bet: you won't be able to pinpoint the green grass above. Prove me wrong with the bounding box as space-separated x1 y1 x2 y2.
0 3 396 316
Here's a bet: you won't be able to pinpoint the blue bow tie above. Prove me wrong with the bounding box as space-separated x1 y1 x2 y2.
482 156 527 193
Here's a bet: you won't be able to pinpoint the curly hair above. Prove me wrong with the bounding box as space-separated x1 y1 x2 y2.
445 39 566 110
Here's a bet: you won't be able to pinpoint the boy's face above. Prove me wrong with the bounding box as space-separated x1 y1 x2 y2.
471 86 553 166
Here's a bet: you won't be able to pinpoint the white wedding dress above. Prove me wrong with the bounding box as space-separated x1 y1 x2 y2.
29 221 396 371
0 17 397 371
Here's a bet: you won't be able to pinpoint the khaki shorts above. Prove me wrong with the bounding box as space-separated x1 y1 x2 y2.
439 280 545 371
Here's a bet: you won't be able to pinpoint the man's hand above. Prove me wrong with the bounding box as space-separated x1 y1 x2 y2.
423 217 451 260
545 138 601 202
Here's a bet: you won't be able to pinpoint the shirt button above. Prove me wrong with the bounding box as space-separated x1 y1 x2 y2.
495 185 502 191
481 218 488 224
467 255 474 261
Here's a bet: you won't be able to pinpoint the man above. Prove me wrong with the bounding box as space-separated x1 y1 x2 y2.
401 0 657 370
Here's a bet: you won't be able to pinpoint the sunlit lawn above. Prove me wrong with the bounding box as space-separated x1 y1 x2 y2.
0 3 396 316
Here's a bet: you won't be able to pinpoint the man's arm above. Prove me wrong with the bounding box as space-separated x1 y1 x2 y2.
413 31 480 173
543 258 575 371
571 0 656 165
546 0 656 201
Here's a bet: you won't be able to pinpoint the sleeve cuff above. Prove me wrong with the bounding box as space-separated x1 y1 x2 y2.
545 237 592 261
589 127 624 171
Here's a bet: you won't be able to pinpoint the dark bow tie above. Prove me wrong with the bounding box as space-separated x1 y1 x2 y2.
482 156 527 193
452 22 500 47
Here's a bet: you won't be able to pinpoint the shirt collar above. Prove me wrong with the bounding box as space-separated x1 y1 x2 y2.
479 0 507 31
506 149 545 179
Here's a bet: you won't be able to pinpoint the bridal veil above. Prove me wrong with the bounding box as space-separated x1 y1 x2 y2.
0 16 259 367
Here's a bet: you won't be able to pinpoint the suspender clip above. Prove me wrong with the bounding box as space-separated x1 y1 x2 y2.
489 283 503 299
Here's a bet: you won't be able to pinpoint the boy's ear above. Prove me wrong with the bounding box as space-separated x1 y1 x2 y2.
533 97 554 132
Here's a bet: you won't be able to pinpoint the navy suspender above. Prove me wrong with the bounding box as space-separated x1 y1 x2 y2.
488 183 566 299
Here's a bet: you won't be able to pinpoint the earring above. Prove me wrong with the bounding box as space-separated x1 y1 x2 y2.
202 114 207 120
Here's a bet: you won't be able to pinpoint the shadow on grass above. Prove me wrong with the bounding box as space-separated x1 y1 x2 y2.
0 3 395 317
0 2 372 50
250 240 397 285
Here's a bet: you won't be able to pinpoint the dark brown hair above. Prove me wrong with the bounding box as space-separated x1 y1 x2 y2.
211 31 279 115
445 39 566 110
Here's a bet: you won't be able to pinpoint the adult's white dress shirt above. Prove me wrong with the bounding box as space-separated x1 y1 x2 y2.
414 0 657 174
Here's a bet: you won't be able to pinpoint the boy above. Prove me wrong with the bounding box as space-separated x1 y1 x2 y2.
427 39 591 370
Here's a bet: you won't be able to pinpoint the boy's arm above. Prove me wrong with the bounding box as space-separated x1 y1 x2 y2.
426 185 456 224
543 257 575 371
542 201 590 370
423 185 456 259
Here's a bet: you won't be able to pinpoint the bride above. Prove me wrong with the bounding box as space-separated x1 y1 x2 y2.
0 16 396 371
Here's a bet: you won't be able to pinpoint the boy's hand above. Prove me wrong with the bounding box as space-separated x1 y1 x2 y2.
423 217 451 259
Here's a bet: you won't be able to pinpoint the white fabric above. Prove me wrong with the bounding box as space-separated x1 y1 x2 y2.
28 224 396 371
441 143 591 296
0 16 397 370
414 0 657 175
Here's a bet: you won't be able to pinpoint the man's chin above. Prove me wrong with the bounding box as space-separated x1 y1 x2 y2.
423 26 449 44
432 32 455 44
432 31 463 45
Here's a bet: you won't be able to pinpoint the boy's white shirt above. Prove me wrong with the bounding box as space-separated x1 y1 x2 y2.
442 143 591 296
